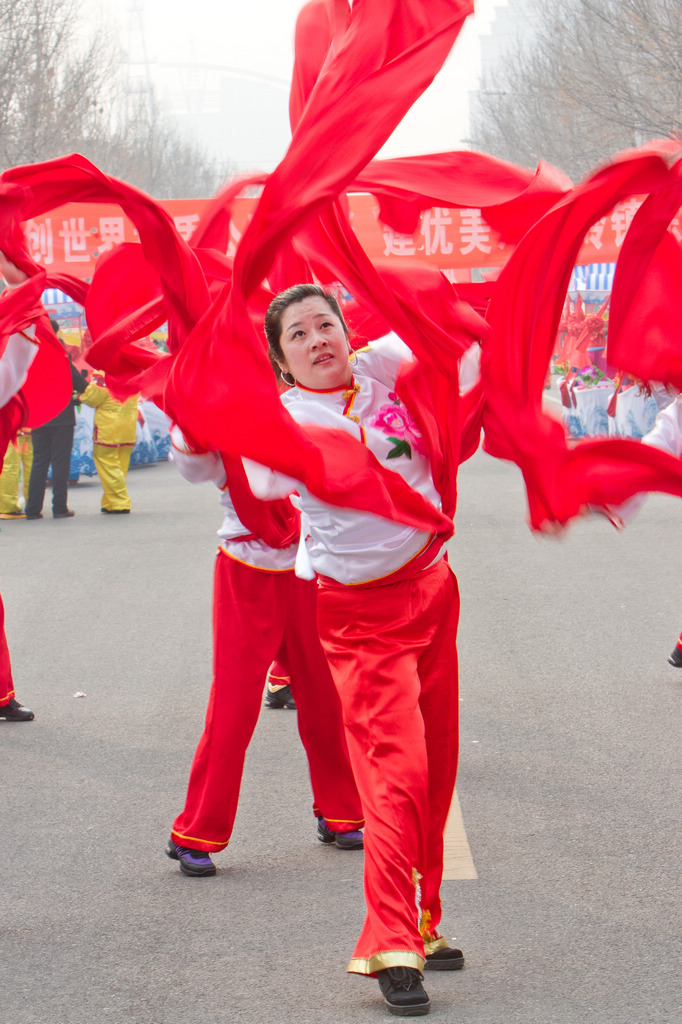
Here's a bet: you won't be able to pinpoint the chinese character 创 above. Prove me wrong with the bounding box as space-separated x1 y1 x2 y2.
24 218 54 265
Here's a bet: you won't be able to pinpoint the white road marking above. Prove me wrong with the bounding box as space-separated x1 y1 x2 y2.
442 790 478 880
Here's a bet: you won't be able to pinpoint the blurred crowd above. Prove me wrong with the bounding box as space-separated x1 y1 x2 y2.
0 320 170 520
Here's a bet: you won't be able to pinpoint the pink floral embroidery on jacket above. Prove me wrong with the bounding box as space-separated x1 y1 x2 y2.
369 394 427 459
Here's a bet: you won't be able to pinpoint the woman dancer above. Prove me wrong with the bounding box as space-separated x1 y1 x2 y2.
0 253 41 721
599 393 682 667
165 426 364 876
246 284 465 1017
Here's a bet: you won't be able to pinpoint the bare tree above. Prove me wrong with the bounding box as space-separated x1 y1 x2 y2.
0 0 117 167
96 92 230 199
470 0 682 180
0 0 228 197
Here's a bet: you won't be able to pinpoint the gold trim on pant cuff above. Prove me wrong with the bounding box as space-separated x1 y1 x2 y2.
423 935 449 956
347 951 425 975
171 831 228 852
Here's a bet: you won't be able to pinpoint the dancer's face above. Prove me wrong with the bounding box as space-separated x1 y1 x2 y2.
277 296 353 390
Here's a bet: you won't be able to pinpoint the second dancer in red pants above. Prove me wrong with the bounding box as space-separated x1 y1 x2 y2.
166 427 363 877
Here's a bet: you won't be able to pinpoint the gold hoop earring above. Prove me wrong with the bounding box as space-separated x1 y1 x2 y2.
348 348 358 365
281 369 296 387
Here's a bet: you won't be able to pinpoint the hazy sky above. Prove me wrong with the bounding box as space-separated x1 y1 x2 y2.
88 0 508 169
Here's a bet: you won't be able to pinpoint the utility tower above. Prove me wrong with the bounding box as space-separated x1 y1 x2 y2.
124 1 156 131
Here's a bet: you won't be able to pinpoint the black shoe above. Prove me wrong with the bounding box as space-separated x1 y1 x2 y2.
316 816 364 850
668 646 682 667
0 510 26 519
101 507 130 514
264 683 296 709
377 967 430 1016
25 512 43 520
165 839 216 877
423 945 464 971
0 698 35 721
53 509 75 518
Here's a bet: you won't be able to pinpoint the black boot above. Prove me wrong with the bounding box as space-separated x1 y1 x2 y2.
668 645 682 667
376 966 430 1016
264 683 296 709
0 698 35 721
423 945 464 970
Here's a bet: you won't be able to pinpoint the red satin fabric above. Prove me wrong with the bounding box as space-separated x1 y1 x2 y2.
0 590 16 705
1 4 682 539
0 1 566 534
163 1 475 533
0 269 71 432
317 557 460 972
1 154 209 343
607 160 682 388
171 549 363 852
354 153 571 239
0 393 26 474
482 140 682 531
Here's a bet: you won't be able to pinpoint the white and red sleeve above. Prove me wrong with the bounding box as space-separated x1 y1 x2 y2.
168 425 226 487
0 327 38 409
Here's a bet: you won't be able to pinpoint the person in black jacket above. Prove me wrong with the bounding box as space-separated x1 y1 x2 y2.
25 320 87 520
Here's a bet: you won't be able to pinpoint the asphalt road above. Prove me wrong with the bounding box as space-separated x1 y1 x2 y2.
2 451 680 1024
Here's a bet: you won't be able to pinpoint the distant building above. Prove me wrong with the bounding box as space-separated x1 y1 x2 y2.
155 63 292 174
469 0 539 129
123 3 292 175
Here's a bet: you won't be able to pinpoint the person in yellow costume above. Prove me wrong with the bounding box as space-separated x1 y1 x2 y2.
0 429 32 518
79 374 139 513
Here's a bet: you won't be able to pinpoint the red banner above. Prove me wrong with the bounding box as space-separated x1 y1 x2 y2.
23 193 681 281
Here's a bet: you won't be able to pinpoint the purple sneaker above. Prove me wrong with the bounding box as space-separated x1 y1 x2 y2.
165 839 216 876
316 817 364 850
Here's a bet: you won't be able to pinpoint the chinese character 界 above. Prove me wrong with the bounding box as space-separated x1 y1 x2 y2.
97 217 126 254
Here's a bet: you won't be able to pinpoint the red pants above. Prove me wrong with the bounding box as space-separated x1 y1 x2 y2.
0 591 15 706
172 551 363 852
317 558 460 975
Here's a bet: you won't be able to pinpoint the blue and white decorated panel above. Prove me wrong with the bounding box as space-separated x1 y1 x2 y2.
568 263 616 302
69 401 171 478
43 288 85 323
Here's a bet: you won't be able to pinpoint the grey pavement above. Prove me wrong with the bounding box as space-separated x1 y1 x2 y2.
2 452 680 1024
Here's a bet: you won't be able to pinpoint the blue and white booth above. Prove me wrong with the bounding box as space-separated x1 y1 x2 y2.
561 264 673 439
42 289 171 478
